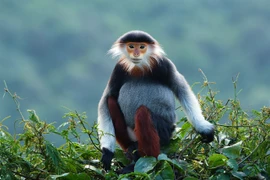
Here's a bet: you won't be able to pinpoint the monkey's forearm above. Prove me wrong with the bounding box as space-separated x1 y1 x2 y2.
97 90 116 152
180 87 214 131
173 73 214 139
97 93 117 171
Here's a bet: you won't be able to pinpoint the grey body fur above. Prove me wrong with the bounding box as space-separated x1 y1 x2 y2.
118 79 176 128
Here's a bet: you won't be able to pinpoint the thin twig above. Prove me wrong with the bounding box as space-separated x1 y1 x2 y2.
178 133 198 159
3 80 25 121
238 141 263 165
216 123 258 128
11 170 36 180
198 69 216 109
75 111 102 152
206 99 230 121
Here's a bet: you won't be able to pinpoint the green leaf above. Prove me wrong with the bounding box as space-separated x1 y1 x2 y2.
64 158 79 172
183 177 199 180
27 109 40 123
251 110 261 116
208 154 228 169
180 122 192 138
114 148 130 166
134 157 157 173
161 138 180 154
153 174 163 180
251 141 270 159
231 171 246 180
45 141 62 167
64 173 91 180
156 161 175 179
157 154 185 173
221 141 242 159
157 153 170 161
242 165 257 177
215 173 231 180
50 173 69 180
84 165 103 176
227 159 238 171
218 133 227 144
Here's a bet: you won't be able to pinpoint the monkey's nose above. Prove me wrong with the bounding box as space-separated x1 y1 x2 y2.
134 53 140 57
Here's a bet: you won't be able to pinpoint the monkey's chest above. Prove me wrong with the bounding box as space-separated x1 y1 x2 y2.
118 82 175 128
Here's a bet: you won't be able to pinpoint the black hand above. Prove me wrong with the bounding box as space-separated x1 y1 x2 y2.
200 128 215 143
101 148 114 171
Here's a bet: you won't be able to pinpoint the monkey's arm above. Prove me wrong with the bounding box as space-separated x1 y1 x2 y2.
97 64 125 170
98 85 116 170
168 61 214 142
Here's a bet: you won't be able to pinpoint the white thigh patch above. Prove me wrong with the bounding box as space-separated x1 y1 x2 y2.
127 127 137 142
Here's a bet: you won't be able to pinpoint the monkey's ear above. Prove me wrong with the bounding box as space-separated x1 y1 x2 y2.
101 147 114 171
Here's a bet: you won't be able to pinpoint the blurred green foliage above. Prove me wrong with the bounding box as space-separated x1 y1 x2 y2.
0 0 270 140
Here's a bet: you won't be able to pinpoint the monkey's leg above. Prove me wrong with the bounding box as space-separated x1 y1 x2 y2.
134 106 160 157
117 106 160 174
151 114 175 146
107 96 133 151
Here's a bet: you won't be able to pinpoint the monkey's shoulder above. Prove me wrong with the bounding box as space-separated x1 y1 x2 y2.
109 58 176 93
151 57 174 77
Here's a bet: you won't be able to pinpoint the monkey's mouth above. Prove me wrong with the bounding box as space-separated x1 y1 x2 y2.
131 58 142 64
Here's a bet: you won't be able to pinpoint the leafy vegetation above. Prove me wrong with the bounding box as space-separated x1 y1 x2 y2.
1 75 269 179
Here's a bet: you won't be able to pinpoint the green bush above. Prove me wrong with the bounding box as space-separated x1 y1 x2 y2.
1 76 269 180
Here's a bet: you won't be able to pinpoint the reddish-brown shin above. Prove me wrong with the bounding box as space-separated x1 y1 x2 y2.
107 96 133 151
134 106 160 157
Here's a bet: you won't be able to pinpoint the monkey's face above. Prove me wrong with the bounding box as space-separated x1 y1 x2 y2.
125 42 149 64
108 33 165 74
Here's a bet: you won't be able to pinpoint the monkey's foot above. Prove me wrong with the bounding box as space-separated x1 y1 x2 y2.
116 164 135 174
125 142 140 162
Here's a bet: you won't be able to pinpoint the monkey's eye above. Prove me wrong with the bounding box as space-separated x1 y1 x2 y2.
128 45 134 49
140 45 145 49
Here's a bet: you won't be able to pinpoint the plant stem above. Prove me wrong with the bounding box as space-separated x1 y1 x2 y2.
238 141 263 165
216 123 257 128
178 133 198 158
3 80 25 121
75 111 102 152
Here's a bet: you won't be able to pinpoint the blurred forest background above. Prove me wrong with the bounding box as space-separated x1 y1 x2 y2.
0 1 269 144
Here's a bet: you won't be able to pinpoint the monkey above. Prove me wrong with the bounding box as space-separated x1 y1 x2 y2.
97 30 214 173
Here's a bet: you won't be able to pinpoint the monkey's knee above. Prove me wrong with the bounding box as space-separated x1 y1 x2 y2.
134 106 160 157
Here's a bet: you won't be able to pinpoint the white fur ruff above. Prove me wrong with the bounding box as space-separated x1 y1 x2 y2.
108 43 166 73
